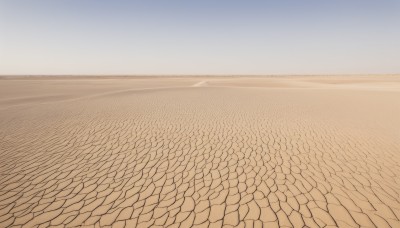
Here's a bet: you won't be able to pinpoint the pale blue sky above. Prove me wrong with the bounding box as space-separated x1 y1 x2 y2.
1 0 399 75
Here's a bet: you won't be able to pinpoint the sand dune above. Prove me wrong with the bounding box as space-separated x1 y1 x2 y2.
0 76 399 227
192 81 208 87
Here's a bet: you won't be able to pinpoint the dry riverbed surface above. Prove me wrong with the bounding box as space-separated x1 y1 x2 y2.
0 76 400 227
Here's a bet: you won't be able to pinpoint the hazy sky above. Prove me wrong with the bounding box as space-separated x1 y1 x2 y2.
1 0 399 75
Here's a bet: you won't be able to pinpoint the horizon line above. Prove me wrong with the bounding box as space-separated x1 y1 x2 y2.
1 74 400 77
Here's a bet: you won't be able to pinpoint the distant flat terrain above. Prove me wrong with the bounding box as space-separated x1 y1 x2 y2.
0 76 399 227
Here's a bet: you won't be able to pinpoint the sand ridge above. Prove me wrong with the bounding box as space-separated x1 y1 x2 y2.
0 76 399 227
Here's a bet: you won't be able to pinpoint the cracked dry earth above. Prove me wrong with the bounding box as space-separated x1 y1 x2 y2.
0 76 400 228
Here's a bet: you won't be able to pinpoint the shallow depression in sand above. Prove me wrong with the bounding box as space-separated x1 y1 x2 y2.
0 76 400 227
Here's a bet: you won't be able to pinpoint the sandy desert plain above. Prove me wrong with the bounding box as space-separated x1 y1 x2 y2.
0 75 399 228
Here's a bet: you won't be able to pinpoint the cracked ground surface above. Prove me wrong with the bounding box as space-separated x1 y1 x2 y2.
0 76 400 227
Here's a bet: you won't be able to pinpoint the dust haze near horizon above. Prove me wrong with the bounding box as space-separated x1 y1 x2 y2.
1 0 400 75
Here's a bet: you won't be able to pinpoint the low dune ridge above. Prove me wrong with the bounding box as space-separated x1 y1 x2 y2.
0 76 399 227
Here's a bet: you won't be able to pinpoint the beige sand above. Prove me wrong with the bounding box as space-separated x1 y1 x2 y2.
0 75 399 227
